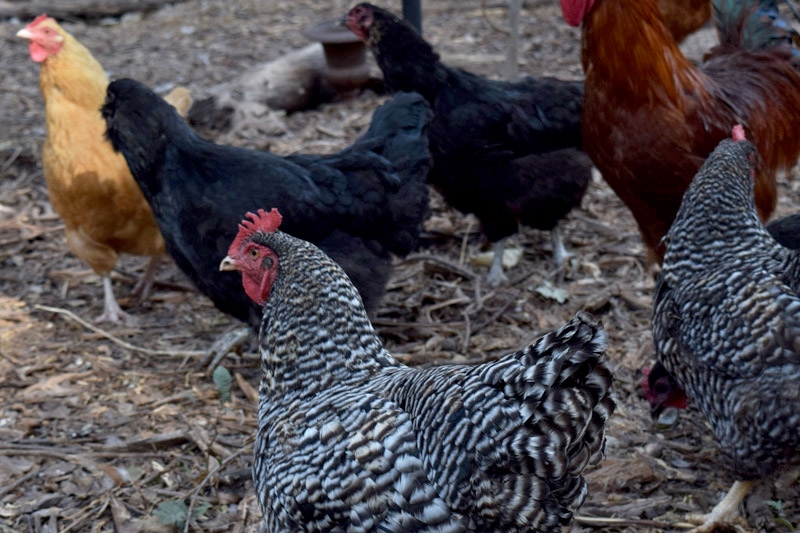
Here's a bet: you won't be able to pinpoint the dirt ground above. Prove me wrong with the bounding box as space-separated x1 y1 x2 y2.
1 0 799 531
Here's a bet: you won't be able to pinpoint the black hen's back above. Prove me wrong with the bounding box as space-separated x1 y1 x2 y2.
103 78 432 328
351 3 590 243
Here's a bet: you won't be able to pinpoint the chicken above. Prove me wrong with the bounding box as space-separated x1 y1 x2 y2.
219 208 615 532
766 213 800 249
657 0 712 43
17 14 192 323
561 0 800 262
650 126 800 532
346 3 591 285
102 78 432 331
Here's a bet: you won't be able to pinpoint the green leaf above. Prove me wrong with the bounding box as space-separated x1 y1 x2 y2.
213 366 233 404
153 499 188 528
191 501 211 519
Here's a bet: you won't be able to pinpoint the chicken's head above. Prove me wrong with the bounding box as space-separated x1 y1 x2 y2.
17 15 64 63
560 0 597 27
641 363 687 418
220 209 283 306
345 3 377 44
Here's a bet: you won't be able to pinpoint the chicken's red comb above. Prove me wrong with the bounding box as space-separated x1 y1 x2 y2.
228 209 283 255
29 14 51 28
732 124 746 142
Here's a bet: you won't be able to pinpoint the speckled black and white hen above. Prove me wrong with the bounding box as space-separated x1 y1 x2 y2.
651 125 800 532
221 209 615 533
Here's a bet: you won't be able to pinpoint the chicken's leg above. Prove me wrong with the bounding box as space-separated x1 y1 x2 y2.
550 226 574 268
686 479 754 532
96 276 133 324
130 255 161 303
486 238 509 286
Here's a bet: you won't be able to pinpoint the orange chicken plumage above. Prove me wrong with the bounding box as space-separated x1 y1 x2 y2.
561 0 800 262
17 15 190 322
657 0 712 43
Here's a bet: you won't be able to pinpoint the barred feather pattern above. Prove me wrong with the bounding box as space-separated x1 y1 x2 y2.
653 136 800 481
249 230 615 532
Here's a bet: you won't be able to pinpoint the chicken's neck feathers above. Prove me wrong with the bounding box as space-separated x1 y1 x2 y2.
663 146 779 278
371 19 447 103
38 34 108 109
582 0 711 108
258 234 400 398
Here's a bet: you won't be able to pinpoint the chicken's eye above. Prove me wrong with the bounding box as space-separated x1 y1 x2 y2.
249 249 259 259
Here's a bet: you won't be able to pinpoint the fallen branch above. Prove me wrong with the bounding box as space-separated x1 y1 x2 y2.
0 0 188 19
33 304 205 358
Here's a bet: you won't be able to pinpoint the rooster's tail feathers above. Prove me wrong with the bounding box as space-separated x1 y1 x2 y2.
714 0 800 54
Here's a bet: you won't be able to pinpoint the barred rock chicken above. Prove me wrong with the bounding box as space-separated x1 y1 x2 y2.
103 78 432 331
346 3 591 285
651 126 800 532
221 208 615 532
561 0 800 263
16 14 192 323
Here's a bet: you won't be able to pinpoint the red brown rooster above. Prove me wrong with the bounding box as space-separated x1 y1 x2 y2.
561 0 800 262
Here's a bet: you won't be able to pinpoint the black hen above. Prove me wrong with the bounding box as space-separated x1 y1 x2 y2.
766 213 800 250
103 78 432 329
346 3 591 284
651 126 800 532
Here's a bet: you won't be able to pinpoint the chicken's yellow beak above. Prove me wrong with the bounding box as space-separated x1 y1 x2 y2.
219 256 239 272
16 28 34 40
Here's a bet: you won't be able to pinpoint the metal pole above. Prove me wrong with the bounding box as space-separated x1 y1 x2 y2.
402 0 422 35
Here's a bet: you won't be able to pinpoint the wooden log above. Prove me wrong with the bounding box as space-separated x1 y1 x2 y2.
0 0 187 19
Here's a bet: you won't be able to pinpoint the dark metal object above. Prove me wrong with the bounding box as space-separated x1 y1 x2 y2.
402 0 422 35
303 20 370 92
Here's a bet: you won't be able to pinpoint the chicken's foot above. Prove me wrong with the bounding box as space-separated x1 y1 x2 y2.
486 239 509 286
686 479 754 532
96 276 136 325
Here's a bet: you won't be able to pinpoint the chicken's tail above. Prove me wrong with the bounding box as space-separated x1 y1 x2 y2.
474 311 616 527
350 91 434 256
714 0 800 56
512 310 615 476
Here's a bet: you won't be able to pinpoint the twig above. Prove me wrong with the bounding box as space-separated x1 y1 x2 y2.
33 304 205 358
60 494 110 533
481 0 510 34
403 253 477 280
575 515 695 529
0 466 43 498
470 296 515 334
183 445 250 533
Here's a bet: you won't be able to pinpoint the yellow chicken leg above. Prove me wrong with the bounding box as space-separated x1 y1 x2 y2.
687 480 754 532
97 275 133 324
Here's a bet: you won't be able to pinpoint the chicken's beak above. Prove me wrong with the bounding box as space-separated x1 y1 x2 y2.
219 256 239 272
16 27 34 40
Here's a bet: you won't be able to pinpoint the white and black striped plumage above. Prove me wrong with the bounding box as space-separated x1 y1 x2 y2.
653 132 800 483
226 216 615 532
